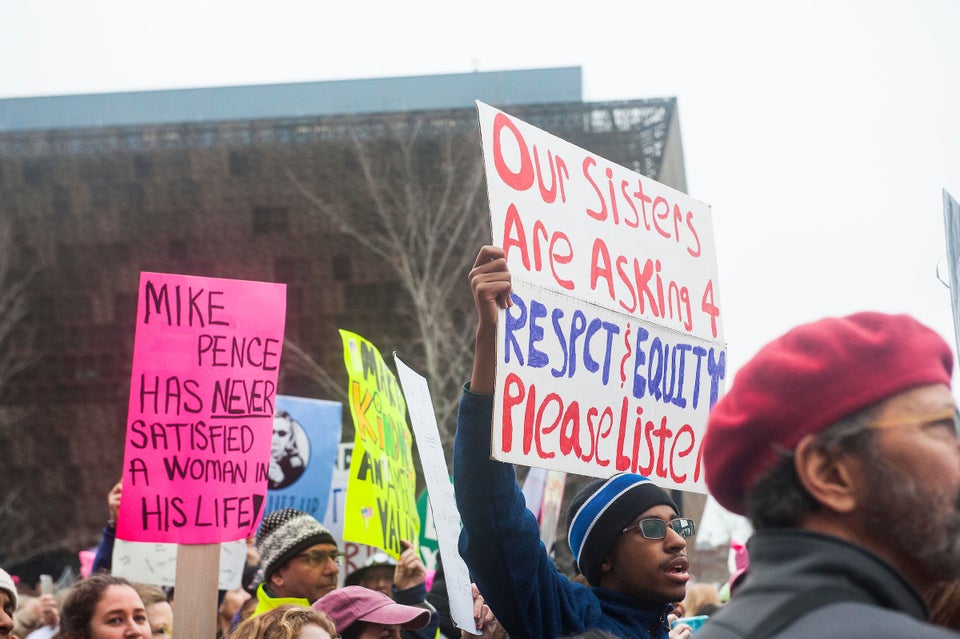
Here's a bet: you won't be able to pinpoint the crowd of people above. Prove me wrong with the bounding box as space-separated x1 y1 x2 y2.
1 495 502 639
3 243 960 638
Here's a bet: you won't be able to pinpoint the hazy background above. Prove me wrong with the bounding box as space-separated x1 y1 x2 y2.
3 0 959 380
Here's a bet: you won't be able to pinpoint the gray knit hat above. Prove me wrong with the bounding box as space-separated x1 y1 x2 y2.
253 509 337 587
0 567 17 610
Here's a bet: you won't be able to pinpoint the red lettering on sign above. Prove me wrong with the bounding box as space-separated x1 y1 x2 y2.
499 376 703 485
493 113 534 191
501 206 575 291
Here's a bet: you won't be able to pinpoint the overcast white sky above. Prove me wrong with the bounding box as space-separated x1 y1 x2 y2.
3 0 960 381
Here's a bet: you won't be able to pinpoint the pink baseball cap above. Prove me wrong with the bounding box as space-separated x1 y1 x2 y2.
313 586 430 632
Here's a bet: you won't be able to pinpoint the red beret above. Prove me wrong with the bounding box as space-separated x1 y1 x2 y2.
703 312 953 515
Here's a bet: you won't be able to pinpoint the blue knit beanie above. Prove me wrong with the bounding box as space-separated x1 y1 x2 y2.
567 473 677 585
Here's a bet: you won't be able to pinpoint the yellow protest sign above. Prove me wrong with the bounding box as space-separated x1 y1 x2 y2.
339 330 419 558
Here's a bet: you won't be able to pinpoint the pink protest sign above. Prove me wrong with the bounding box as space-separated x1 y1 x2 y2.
117 272 286 544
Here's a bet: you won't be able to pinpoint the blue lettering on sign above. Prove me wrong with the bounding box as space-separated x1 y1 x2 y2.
505 293 620 385
632 326 725 410
504 291 725 412
528 299 549 368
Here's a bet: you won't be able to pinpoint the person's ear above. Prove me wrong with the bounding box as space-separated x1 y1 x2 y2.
793 434 861 514
600 556 613 574
270 565 286 589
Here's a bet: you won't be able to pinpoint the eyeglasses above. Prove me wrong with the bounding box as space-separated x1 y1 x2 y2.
866 408 960 440
295 550 344 567
620 517 696 539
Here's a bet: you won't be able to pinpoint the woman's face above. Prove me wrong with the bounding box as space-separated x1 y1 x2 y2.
89 585 151 639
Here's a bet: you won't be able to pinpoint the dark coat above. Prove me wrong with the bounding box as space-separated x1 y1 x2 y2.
696 529 959 638
454 387 671 639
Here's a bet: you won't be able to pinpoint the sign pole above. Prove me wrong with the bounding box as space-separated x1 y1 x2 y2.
173 543 220 638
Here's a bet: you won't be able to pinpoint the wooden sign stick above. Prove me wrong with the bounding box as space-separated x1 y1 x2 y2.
173 543 220 638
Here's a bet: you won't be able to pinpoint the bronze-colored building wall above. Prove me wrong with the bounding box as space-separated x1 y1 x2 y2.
0 99 681 573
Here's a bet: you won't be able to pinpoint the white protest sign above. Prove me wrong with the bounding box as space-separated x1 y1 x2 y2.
477 101 726 493
112 538 246 589
394 354 477 635
520 466 548 519
943 189 960 355
319 443 385 586
538 469 566 552
520 467 567 551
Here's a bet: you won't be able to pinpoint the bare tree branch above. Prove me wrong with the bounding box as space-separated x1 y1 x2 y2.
282 338 349 404
287 114 489 451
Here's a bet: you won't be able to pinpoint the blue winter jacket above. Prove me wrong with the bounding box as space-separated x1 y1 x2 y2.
454 386 672 639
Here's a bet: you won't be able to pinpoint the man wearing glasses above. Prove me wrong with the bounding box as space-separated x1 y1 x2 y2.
455 246 696 638
698 312 960 637
250 508 343 617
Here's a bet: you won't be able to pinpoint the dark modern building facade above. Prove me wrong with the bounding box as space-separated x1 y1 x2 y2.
0 67 699 578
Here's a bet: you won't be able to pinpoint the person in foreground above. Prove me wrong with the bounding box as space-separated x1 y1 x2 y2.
696 311 960 638
230 605 337 639
454 245 696 638
57 574 150 639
